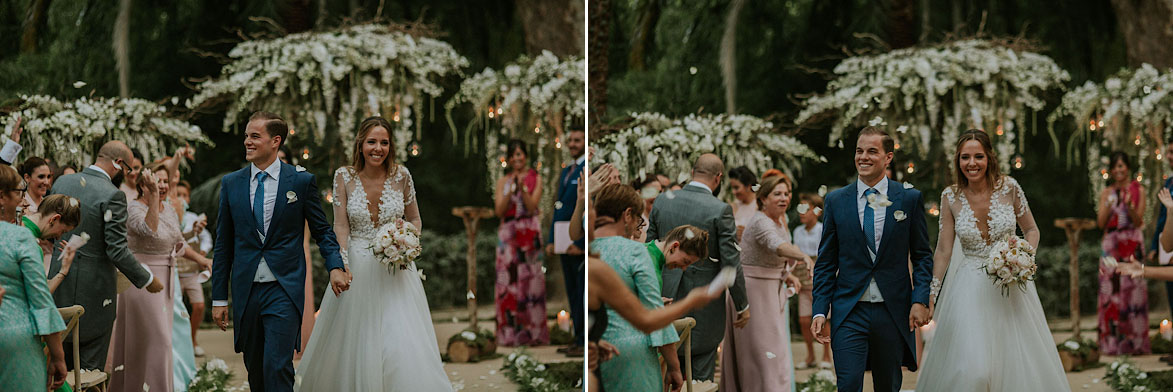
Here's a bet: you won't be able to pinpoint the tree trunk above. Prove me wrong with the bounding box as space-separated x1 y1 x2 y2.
627 0 660 71
20 0 52 53
589 0 611 127
515 0 584 57
114 0 131 98
720 0 745 114
1110 0 1173 69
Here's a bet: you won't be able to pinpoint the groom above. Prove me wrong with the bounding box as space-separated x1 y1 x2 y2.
811 126 933 391
212 111 349 392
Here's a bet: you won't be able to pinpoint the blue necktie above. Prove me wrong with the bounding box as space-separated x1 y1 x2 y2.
863 188 878 255
254 171 268 233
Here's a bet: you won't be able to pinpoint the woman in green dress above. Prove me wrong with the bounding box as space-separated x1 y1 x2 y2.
589 183 682 392
0 164 69 391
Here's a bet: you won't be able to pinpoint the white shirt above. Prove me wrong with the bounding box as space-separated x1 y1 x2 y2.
687 181 712 193
575 155 586 165
249 160 281 283
1 139 22 164
792 222 823 257
855 177 888 303
87 165 112 181
183 211 214 254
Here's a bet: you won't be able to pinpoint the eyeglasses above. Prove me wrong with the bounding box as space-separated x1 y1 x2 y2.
636 214 647 230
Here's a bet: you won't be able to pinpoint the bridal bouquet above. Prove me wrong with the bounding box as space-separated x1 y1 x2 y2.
370 218 422 273
981 236 1038 296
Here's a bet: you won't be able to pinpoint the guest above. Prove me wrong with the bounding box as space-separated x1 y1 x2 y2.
1096 151 1150 355
276 146 319 358
119 149 144 199
0 117 23 165
721 174 808 392
645 225 709 288
630 177 661 242
22 195 82 293
548 127 586 357
174 180 212 356
1153 141 1173 363
108 162 210 391
590 183 682 392
0 163 68 391
1123 189 1173 283
18 157 51 214
50 141 165 371
791 192 830 369
52 164 77 184
493 139 549 346
647 153 750 381
728 166 758 241
761 169 784 180
655 174 672 190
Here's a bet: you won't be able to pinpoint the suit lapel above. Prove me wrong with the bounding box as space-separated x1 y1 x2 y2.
846 180 868 255
232 170 263 245
265 163 296 242
875 178 904 260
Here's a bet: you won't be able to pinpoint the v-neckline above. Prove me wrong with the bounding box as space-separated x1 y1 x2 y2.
959 188 994 245
354 172 391 226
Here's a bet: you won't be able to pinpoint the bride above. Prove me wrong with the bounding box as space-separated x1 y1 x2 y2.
296 116 453 391
916 129 1068 391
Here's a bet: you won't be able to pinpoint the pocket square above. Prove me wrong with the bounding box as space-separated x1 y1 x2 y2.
894 210 907 221
286 191 298 204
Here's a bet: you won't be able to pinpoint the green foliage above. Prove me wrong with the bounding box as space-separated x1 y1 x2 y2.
1152 333 1173 354
444 327 497 362
1149 370 1173 391
796 369 838 392
1034 243 1103 318
1105 357 1153 392
548 324 574 346
501 348 583 392
187 358 234 392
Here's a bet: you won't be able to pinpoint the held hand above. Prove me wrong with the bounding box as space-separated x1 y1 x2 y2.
145 277 164 293
1116 258 1145 279
909 303 930 331
811 316 830 344
212 306 229 331
733 308 751 329
330 268 351 296
198 256 213 271
928 299 936 320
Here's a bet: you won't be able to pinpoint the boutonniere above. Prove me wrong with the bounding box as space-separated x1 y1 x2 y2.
295 165 307 172
904 182 915 189
286 191 298 204
893 210 907 222
867 192 894 210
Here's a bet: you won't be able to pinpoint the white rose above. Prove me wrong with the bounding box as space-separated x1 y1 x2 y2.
997 267 1013 280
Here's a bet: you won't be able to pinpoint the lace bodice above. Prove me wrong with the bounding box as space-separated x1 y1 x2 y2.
333 166 417 240
940 177 1031 260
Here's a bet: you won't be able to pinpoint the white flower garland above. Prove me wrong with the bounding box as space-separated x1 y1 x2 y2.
795 39 1069 173
501 349 577 392
593 112 823 185
1 95 211 165
446 51 585 186
187 24 468 161
1048 64 1173 200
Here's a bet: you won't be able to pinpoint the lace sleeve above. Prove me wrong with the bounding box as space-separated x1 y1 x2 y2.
126 199 156 238
333 167 352 266
931 188 958 301
398 166 422 230
1008 177 1031 217
1007 177 1041 247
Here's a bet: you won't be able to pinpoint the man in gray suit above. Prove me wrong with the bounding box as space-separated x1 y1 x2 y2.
49 141 164 370
647 153 750 381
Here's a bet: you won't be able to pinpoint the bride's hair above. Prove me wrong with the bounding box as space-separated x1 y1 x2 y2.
351 116 398 176
953 129 1002 189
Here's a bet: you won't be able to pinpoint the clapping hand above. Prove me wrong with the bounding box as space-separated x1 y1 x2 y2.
588 164 620 196
10 116 23 144
1159 188 1173 209
141 170 159 195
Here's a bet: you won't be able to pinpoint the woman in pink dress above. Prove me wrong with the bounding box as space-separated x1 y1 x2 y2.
721 174 809 392
493 139 549 346
108 162 211 392
1096 151 1150 355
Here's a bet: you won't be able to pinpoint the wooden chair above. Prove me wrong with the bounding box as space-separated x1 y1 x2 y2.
673 317 696 392
57 306 108 392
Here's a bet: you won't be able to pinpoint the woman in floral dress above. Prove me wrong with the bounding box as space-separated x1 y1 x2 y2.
1096 152 1150 355
493 139 549 346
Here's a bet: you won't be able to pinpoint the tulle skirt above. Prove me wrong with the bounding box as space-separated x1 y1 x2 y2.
295 237 453 391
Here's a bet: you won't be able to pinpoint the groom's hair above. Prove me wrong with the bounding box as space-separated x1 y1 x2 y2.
663 225 708 259
249 111 289 147
857 126 894 154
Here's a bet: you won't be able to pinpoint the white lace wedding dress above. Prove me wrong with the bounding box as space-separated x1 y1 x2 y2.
295 166 453 391
916 177 1069 391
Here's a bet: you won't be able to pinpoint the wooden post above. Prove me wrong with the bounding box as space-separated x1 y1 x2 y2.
453 207 495 329
1054 218 1098 339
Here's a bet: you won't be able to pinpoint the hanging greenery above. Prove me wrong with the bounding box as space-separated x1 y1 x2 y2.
593 112 823 185
1049 63 1173 200
795 39 1070 178
445 50 585 187
187 23 469 162
0 94 212 166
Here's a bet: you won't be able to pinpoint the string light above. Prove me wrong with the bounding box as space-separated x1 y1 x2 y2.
906 162 915 174
409 141 421 157
499 156 507 168
496 107 503 115
555 137 562 149
534 124 541 134
325 191 334 204
928 202 940 217
487 106 496 119
392 111 401 122
1089 120 1097 131
894 142 901 150
289 127 296 136
301 148 310 160
995 125 1004 136
1135 136 1143 146
1013 154 1024 169
1098 120 1105 128
1101 169 1110 180
1137 174 1144 182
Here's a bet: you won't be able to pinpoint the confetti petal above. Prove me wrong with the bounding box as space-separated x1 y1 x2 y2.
710 257 719 263
733 242 741 252
418 269 427 281
766 351 777 359
466 290 476 300
104 210 113 222
750 184 761 192
114 365 125 371
80 178 86 188
143 383 150 391
554 201 564 210
103 299 113 307
904 182 915 189
812 207 822 216
796 203 810 214
73 81 87 88
664 190 676 199
684 229 695 239
818 185 828 197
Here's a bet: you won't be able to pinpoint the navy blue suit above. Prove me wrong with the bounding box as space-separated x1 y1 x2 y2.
811 179 933 392
549 158 585 343
1152 178 1173 316
212 162 344 392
